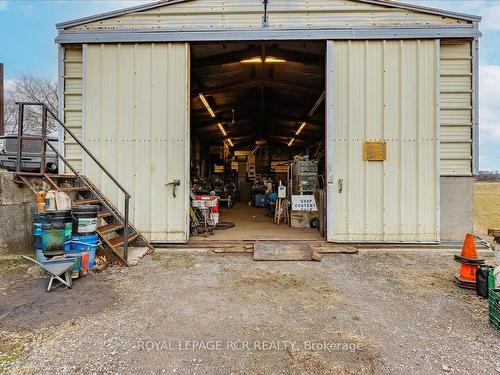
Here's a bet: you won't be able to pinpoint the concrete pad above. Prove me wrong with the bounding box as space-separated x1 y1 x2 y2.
127 247 149 266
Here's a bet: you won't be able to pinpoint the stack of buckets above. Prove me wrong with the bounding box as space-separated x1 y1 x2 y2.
33 210 72 261
69 205 100 273
33 202 99 278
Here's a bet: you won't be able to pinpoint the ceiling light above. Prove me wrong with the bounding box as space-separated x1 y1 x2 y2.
227 138 234 147
240 56 287 63
240 57 261 64
288 138 295 147
218 122 227 136
198 93 215 118
265 57 286 63
308 91 326 117
295 122 306 136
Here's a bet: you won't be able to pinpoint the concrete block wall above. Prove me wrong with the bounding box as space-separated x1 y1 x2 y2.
0 170 35 254
440 177 474 241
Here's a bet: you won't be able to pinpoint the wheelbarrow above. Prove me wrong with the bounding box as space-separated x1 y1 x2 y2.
22 255 77 292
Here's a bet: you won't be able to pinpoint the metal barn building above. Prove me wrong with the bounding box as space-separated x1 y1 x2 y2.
55 0 481 244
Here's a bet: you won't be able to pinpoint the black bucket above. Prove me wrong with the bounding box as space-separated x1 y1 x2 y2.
72 205 99 236
476 265 494 298
46 210 72 225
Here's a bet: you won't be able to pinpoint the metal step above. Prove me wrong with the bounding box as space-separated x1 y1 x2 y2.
73 198 100 206
109 233 139 248
98 211 113 219
60 186 90 192
45 173 78 179
97 223 124 235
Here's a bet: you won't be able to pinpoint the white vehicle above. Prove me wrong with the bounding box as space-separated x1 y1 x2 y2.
0 134 58 173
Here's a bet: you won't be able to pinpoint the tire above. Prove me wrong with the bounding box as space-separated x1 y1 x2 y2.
309 217 320 229
215 222 236 230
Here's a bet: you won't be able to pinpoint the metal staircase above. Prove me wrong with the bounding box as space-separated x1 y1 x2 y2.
12 102 154 266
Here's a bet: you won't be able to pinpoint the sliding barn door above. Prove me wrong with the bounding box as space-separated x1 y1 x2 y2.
326 40 439 242
84 43 190 242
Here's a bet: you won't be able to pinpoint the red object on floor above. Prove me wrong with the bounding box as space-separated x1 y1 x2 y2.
195 195 219 213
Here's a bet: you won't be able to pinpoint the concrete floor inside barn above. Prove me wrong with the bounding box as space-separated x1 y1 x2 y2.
190 203 324 242
0 249 498 374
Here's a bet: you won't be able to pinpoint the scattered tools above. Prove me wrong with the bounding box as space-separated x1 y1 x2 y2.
453 233 485 289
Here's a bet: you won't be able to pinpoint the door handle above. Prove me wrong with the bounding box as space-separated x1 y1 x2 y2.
338 179 343 193
165 179 181 198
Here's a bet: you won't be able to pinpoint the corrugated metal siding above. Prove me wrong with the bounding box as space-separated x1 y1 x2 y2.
327 40 438 242
440 40 472 176
68 0 468 30
63 46 83 173
84 43 190 242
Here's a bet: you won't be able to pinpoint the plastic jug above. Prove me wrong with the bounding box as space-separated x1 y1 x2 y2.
45 190 57 211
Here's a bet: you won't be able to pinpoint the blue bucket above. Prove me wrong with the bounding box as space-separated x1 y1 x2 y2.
69 234 99 269
33 212 48 252
35 248 48 262
33 223 43 251
64 223 72 251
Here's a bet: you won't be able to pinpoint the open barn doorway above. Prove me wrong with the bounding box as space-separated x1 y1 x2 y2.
188 41 326 242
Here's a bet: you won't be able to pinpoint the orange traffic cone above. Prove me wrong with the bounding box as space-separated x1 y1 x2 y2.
454 233 485 288
459 263 478 282
460 233 478 260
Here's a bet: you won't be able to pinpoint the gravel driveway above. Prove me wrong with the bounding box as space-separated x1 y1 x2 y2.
0 249 498 374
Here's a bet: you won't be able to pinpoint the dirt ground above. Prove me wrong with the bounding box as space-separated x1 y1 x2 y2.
474 181 500 237
0 249 498 375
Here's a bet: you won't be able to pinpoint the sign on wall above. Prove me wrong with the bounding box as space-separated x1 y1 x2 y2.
291 195 318 211
363 141 387 161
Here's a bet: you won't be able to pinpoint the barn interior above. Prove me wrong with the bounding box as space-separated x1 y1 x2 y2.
189 41 327 241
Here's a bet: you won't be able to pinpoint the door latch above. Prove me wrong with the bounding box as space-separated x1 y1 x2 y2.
338 179 343 193
166 180 181 198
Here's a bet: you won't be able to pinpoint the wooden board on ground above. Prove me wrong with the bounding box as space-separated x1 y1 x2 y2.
213 246 254 253
312 245 359 254
253 242 320 261
487 228 500 237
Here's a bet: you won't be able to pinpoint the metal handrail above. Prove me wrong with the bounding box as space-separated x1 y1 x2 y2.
15 102 131 261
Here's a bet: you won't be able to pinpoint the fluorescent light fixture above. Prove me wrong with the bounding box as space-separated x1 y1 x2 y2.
227 138 234 147
308 91 326 117
266 57 287 63
288 138 295 147
240 57 261 63
240 56 287 64
295 122 306 136
198 93 215 118
218 122 227 136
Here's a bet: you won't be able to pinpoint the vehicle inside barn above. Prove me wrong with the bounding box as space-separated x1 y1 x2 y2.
189 41 326 240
